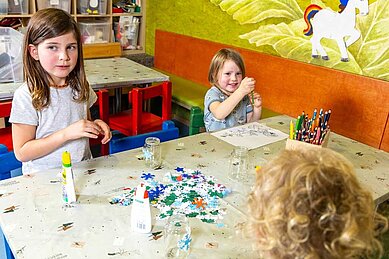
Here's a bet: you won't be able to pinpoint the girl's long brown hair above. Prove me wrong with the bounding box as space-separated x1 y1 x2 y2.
23 8 90 110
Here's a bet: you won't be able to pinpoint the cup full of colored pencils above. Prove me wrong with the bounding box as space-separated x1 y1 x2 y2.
286 108 331 150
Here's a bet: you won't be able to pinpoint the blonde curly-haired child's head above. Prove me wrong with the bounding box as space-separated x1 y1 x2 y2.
246 148 387 259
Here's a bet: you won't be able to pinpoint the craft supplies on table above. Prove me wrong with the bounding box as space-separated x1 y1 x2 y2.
287 108 331 150
164 214 191 258
61 151 76 204
228 146 249 181
142 137 162 169
211 122 288 150
131 183 152 233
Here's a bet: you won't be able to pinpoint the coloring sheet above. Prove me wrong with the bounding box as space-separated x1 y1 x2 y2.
211 122 288 150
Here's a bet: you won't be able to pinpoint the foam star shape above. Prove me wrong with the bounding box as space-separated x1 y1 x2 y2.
141 173 155 180
175 167 184 172
142 149 152 160
178 233 192 251
192 198 207 210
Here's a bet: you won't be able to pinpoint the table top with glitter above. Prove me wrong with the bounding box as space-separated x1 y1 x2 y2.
0 115 388 258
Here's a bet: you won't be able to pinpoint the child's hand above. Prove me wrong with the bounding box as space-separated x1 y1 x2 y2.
64 119 104 141
94 119 112 144
251 92 262 108
238 77 256 96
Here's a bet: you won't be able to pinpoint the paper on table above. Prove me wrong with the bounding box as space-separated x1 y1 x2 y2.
211 122 288 150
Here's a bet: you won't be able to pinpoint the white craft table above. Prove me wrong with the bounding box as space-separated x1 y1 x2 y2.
0 57 169 101
0 115 388 258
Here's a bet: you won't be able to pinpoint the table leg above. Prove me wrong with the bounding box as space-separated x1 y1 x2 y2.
115 88 121 113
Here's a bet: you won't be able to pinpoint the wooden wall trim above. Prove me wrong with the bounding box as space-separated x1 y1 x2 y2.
155 30 389 151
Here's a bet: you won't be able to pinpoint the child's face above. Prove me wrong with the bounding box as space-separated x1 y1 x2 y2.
217 59 243 94
29 32 78 85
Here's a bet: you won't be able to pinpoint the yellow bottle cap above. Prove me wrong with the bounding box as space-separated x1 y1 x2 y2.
62 151 72 167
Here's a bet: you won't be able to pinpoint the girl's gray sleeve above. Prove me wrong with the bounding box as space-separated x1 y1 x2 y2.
9 86 38 126
204 88 223 111
88 87 98 108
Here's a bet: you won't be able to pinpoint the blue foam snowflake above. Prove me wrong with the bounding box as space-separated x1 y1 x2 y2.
142 148 152 160
141 173 155 180
175 167 184 172
148 188 163 201
178 233 192 251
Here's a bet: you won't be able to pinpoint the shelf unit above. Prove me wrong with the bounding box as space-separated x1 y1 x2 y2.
0 0 145 55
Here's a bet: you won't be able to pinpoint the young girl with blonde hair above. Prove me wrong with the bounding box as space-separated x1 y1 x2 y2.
10 8 111 174
204 48 262 132
246 148 388 258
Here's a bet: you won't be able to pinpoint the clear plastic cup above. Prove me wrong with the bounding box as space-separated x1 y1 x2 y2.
228 146 249 181
143 137 162 169
164 214 191 258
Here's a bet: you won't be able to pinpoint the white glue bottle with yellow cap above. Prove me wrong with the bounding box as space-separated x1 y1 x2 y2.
131 183 152 233
62 151 76 204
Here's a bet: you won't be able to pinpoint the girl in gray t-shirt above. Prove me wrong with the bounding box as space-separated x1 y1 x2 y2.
204 48 263 132
9 9 111 174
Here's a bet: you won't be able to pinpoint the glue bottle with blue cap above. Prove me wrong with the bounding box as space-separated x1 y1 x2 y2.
62 151 76 204
131 183 152 233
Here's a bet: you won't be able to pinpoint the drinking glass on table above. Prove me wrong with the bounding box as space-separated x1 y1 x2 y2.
164 214 191 258
228 146 249 181
143 137 162 169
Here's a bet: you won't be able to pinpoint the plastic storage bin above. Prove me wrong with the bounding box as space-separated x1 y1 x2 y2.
114 16 140 50
0 27 24 83
78 0 107 15
37 0 71 13
0 1 8 14
79 20 110 44
7 0 28 14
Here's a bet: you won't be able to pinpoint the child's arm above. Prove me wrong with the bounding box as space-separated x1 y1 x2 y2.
12 119 104 162
210 77 255 120
247 92 262 122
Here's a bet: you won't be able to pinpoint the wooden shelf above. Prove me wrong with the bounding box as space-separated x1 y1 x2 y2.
112 13 142 17
1 0 146 56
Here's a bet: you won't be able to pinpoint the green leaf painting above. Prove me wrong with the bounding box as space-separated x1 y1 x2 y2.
211 0 388 81
210 0 303 24
356 0 389 80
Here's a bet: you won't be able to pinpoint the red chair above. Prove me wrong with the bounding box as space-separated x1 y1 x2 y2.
0 101 13 151
88 89 110 156
100 81 172 136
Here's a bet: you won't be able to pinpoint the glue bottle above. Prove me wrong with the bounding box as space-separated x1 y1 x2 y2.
62 151 76 204
131 183 152 233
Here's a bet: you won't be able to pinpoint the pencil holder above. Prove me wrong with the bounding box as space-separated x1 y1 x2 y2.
286 130 330 151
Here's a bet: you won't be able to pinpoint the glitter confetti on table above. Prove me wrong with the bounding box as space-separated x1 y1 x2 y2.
3 205 19 213
110 168 231 224
141 173 155 181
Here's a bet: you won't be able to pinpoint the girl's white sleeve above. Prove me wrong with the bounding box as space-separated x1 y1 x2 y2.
9 84 38 126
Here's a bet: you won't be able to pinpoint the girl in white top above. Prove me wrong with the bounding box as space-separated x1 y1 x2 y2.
10 8 111 174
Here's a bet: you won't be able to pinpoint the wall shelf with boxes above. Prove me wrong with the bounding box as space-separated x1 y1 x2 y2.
0 0 145 55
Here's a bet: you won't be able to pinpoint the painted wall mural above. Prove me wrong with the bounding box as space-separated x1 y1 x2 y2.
210 0 388 81
303 0 368 62
146 0 388 81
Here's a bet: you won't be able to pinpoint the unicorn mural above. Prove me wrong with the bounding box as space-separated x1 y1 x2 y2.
303 0 369 62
